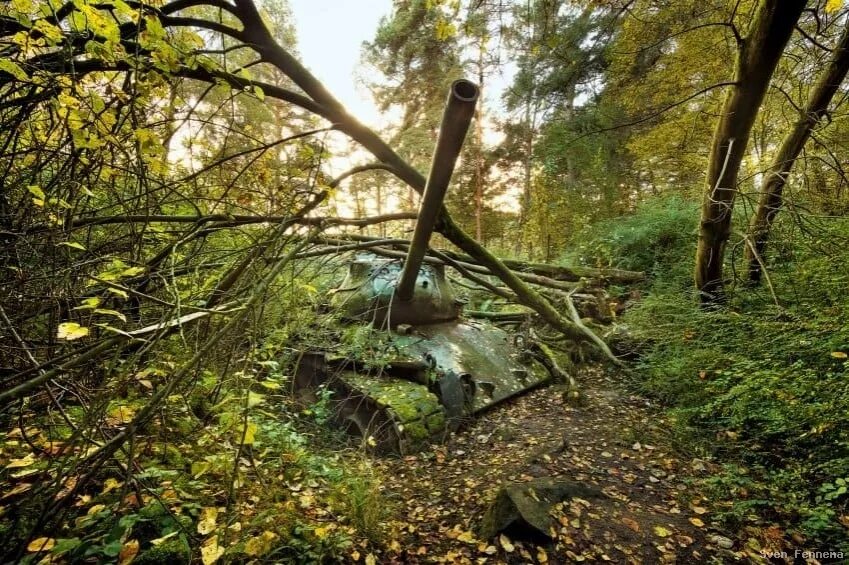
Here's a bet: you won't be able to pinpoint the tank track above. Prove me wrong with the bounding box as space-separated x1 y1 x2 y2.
338 372 446 454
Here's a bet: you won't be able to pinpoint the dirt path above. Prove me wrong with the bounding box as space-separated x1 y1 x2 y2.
365 367 742 564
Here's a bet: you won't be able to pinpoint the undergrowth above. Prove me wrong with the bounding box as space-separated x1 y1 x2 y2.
0 258 391 563
573 195 849 550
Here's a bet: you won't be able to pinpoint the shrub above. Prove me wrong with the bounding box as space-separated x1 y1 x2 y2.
575 199 849 548
565 195 698 285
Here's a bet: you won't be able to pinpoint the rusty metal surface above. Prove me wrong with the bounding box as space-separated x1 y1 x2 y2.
294 79 549 454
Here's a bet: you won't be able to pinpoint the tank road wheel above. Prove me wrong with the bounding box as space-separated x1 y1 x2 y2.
334 393 401 453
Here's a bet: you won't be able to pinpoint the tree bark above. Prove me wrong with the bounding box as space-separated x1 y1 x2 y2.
744 22 849 283
694 0 806 303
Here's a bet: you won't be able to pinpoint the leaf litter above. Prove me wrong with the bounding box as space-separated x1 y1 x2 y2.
360 366 755 563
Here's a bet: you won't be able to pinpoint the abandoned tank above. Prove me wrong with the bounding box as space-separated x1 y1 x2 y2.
293 80 554 454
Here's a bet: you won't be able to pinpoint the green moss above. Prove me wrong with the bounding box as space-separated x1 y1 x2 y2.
404 420 429 441
134 538 190 565
425 412 446 433
340 374 444 449
392 403 418 422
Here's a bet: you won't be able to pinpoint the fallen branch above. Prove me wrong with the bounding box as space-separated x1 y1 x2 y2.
442 251 645 284
27 211 417 233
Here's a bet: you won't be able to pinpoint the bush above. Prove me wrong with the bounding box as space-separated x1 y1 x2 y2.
565 195 698 285
575 201 849 548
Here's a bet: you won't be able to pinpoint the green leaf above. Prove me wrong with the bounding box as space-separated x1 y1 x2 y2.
74 297 101 310
51 538 82 555
0 59 29 81
259 380 282 390
94 309 127 322
191 461 211 478
106 287 129 299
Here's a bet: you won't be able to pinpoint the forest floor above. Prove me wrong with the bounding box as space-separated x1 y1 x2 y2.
358 366 759 564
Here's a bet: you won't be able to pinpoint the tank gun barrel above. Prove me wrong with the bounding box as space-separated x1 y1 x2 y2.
396 79 479 302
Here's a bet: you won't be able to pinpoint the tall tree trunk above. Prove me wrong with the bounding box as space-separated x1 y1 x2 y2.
745 22 849 283
518 99 535 256
474 46 485 242
694 0 806 303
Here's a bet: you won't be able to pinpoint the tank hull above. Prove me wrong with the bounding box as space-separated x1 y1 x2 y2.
293 321 550 454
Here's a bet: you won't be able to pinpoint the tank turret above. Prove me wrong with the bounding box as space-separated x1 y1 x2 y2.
333 79 479 327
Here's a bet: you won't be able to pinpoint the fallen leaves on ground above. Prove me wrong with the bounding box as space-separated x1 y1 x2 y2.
364 367 746 563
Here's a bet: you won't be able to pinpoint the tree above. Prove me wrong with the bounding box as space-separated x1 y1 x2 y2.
745 19 849 283
500 0 625 258
694 0 807 303
602 0 736 198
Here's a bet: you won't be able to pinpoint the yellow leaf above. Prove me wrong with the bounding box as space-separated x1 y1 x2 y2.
118 539 139 565
692 506 707 515
5 453 36 469
538 547 549 563
826 0 843 13
12 0 34 14
456 530 476 543
2 482 32 499
26 537 55 552
198 507 218 535
87 504 106 515
200 536 224 565
102 477 122 494
365 554 376 565
57 322 89 340
242 421 257 445
108 405 135 425
244 531 277 556
247 391 265 408
831 351 847 359
107 287 129 299
689 517 705 527
59 241 86 251
654 525 673 537
351 550 361 561
499 533 515 552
